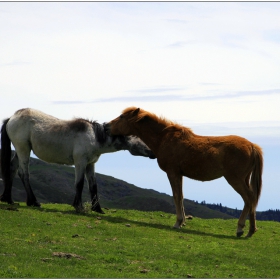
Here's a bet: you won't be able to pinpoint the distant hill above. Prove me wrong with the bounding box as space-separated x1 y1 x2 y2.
0 150 279 221
202 201 280 222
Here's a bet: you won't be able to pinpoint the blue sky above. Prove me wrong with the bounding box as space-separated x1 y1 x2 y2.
1 2 280 211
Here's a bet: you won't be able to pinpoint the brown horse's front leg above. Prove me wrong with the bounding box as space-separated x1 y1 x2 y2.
167 172 185 228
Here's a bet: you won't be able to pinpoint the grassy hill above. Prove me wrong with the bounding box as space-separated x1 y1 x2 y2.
0 204 279 278
0 152 233 219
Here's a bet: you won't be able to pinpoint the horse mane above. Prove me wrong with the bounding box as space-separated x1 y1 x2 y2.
69 118 107 144
122 107 194 138
92 121 107 144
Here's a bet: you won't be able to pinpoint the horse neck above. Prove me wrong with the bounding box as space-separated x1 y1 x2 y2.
132 120 165 155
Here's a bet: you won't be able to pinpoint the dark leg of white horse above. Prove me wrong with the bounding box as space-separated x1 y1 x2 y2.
17 155 40 207
85 163 104 214
72 164 86 212
0 153 19 204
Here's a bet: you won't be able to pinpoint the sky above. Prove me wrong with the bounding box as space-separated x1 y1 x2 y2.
1 2 280 211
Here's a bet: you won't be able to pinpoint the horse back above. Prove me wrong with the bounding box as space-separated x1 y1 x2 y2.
6 108 96 165
157 133 257 181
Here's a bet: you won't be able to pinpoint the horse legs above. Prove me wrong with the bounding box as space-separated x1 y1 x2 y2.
167 172 185 228
225 174 256 237
244 173 258 238
17 151 40 207
72 162 86 212
0 152 19 204
85 163 104 214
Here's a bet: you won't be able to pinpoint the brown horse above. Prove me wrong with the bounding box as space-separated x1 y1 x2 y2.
104 107 263 237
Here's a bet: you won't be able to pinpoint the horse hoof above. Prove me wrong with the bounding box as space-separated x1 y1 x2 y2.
97 209 105 214
236 231 244 237
0 195 14 204
27 201 41 207
34 201 41 207
92 205 105 214
246 229 257 238
74 206 84 213
173 224 181 229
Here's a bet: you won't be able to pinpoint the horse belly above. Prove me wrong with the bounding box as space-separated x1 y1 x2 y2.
32 143 74 165
183 168 223 182
181 158 224 182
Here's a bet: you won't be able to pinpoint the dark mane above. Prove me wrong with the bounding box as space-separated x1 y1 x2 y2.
122 107 194 138
68 118 107 144
92 122 107 144
67 118 91 132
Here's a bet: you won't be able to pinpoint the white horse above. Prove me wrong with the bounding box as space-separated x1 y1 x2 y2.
0 108 155 213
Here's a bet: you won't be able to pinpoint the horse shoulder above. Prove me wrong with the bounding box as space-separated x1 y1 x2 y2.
73 127 99 160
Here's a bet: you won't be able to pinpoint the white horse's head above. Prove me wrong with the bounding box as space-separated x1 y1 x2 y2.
110 134 156 159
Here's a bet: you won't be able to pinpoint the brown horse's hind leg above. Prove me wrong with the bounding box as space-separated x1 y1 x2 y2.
245 172 258 238
246 211 257 237
236 204 250 237
225 174 255 237
167 172 185 228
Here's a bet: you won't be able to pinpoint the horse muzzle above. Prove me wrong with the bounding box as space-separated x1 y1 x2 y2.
149 151 156 159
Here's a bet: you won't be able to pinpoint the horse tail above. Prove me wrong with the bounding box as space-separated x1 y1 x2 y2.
1 118 12 185
250 144 263 209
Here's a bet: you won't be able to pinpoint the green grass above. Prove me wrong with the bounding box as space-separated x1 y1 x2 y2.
0 202 279 278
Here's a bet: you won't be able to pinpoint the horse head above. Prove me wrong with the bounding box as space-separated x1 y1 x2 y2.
110 135 156 159
104 107 141 136
126 136 156 159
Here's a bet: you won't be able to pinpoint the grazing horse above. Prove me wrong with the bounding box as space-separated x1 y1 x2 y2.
0 108 155 213
104 107 263 237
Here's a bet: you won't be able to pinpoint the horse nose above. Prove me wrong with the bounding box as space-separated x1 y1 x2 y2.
149 151 156 159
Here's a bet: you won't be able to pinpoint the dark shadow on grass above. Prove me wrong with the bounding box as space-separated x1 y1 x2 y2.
100 215 245 240
4 202 248 240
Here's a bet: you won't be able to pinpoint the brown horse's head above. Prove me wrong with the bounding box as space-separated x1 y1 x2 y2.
104 107 141 136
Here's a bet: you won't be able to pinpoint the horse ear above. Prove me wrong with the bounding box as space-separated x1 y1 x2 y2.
132 108 140 116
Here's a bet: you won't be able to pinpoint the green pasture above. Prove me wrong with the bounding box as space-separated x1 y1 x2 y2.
0 203 279 278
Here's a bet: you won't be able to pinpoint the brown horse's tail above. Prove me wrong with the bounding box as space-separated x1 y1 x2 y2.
250 144 263 209
1 118 12 186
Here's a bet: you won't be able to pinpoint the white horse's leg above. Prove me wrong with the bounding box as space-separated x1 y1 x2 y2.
167 172 185 228
72 162 87 212
17 149 40 207
85 163 104 214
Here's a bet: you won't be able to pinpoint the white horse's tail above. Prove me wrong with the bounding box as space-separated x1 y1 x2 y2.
1 118 12 186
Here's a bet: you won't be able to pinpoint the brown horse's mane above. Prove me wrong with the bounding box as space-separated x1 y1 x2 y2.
122 107 194 138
